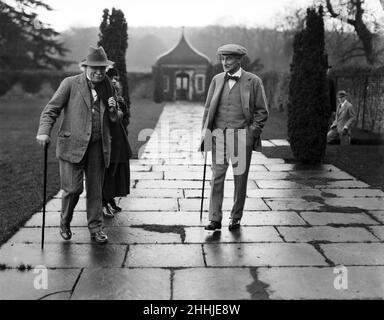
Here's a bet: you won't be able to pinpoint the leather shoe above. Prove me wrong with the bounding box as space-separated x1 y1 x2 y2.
109 198 122 212
228 218 241 230
204 221 222 230
103 205 114 218
59 225 72 240
90 230 108 244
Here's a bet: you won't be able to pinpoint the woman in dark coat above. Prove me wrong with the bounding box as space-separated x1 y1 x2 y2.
102 69 132 218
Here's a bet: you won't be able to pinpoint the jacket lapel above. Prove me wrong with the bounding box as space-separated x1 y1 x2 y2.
78 73 92 109
239 71 252 121
207 73 225 127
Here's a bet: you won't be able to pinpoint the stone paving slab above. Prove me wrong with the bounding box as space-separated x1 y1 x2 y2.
118 198 178 211
0 243 127 268
184 227 283 243
368 226 384 241
7 227 183 244
264 164 340 172
173 268 257 300
277 226 379 243
71 268 171 300
179 198 270 211
204 243 328 267
126 244 204 267
319 188 384 198
299 211 379 226
128 189 183 198
135 180 211 189
258 266 384 299
369 211 384 224
0 268 80 300
324 198 384 211
320 243 384 265
130 172 163 180
265 199 323 211
255 180 315 189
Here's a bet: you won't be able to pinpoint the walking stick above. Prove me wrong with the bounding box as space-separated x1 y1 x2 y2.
200 151 207 221
41 143 48 250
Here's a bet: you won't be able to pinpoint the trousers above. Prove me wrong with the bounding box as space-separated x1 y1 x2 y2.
59 139 105 233
209 128 253 222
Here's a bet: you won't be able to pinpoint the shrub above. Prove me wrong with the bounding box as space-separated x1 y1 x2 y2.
287 6 330 164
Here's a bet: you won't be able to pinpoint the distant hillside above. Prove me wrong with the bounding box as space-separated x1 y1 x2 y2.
60 25 366 73
60 26 294 73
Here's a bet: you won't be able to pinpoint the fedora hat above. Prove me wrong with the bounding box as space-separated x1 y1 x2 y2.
80 46 114 67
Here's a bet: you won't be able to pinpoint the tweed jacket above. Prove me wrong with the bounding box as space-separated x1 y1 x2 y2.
199 70 269 152
330 100 356 134
37 73 122 167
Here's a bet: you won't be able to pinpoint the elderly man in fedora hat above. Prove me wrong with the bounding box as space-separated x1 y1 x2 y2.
199 44 269 231
36 46 123 243
327 90 356 145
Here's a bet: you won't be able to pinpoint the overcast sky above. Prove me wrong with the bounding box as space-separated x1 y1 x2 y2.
35 0 318 31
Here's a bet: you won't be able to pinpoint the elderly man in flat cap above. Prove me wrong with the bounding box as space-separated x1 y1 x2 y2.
36 46 123 243
199 44 269 231
327 90 356 145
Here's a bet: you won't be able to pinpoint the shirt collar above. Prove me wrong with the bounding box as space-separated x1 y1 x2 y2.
228 68 242 78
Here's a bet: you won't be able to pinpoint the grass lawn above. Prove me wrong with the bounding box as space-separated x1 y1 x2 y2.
0 97 165 245
262 109 384 191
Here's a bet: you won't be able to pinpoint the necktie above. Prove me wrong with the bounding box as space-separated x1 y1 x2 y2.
225 73 240 82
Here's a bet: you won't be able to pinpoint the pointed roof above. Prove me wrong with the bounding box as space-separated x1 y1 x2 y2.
156 29 211 65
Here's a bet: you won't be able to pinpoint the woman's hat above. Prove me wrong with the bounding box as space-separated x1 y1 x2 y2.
80 46 114 67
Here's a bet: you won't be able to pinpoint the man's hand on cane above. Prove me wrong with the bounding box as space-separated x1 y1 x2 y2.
36 135 50 147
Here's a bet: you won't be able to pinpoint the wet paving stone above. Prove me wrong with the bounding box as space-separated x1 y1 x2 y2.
0 243 127 268
128 189 183 198
179 198 270 211
0 268 80 300
184 226 283 243
118 198 178 211
277 226 379 243
240 211 307 226
130 172 163 180
368 226 384 241
257 266 384 299
173 268 257 300
126 244 205 267
319 189 384 198
265 199 322 211
8 227 183 244
71 268 170 300
265 164 341 172
204 243 328 267
299 211 379 226
135 180 207 189
256 181 314 189
320 243 384 265
246 189 322 198
369 211 384 224
323 198 384 211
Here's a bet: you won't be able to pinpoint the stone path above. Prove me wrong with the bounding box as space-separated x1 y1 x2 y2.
1 102 384 300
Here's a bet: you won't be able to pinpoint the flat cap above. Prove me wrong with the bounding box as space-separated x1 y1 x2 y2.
337 90 347 97
217 44 247 56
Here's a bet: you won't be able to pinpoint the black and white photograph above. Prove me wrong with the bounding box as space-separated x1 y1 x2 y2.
0 0 384 310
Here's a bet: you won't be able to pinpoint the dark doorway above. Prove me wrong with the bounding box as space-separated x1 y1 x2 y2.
175 72 189 100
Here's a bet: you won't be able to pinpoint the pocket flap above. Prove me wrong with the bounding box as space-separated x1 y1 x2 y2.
59 131 71 137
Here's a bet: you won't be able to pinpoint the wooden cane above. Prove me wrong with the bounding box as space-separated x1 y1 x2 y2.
200 152 207 221
41 143 48 250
